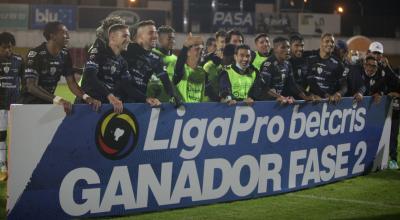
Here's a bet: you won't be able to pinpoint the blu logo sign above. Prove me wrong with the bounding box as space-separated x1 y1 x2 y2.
30 5 76 30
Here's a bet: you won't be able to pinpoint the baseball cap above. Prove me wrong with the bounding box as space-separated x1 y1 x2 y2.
336 39 348 51
369 41 384 54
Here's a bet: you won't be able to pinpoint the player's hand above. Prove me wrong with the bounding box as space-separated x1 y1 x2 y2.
287 96 295 104
243 97 254 106
170 96 183 108
328 93 341 104
107 94 123 114
227 99 237 106
277 96 288 105
60 99 72 115
84 96 101 112
388 92 400 98
310 94 322 103
353 92 363 103
184 32 204 48
146 97 161 107
372 93 382 104
380 56 390 68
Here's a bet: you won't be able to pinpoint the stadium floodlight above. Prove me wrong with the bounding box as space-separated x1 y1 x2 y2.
337 6 344 14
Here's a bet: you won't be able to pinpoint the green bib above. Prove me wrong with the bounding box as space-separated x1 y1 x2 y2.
252 51 268 71
226 65 256 100
147 49 178 102
176 65 206 103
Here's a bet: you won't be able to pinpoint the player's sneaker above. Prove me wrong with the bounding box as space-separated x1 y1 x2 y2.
0 171 7 181
388 160 399 170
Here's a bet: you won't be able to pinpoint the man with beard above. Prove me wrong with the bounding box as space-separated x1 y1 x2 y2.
289 33 310 91
256 37 314 104
0 32 24 181
19 21 100 114
122 20 180 107
219 44 256 106
79 24 132 113
306 33 347 104
346 55 383 103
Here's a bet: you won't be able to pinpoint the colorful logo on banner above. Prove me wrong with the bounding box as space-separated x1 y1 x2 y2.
96 109 139 160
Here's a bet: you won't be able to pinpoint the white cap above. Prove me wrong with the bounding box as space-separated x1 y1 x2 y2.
369 41 384 54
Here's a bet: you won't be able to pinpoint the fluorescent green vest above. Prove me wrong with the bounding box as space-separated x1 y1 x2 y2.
152 48 177 80
203 60 223 100
226 65 256 100
176 65 206 103
252 51 268 71
147 48 178 102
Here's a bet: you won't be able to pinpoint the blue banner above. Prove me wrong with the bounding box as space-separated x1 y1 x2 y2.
30 5 77 30
7 97 391 219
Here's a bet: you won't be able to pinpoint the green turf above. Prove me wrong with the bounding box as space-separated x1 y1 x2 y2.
1 86 400 219
1 170 399 220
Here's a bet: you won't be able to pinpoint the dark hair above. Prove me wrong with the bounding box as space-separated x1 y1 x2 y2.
289 32 304 44
273 36 289 46
321 32 334 40
0 32 16 46
206 37 216 46
365 55 377 62
226 29 244 44
215 30 227 39
102 16 125 31
43 21 64 41
234 44 251 54
158 25 175 35
254 33 268 43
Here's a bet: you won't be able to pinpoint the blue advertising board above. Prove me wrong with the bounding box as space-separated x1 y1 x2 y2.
7 97 391 219
30 5 77 30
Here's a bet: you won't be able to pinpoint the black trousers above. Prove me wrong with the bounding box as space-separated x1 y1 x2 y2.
389 108 400 161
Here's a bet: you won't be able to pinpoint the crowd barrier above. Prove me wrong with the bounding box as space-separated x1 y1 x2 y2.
7 97 391 219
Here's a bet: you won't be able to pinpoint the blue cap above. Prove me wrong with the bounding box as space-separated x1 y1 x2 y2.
336 39 348 51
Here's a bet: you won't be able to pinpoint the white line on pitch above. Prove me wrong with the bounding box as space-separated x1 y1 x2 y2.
286 194 400 209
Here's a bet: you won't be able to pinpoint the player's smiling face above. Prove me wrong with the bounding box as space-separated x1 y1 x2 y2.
159 32 175 51
321 35 334 55
255 36 270 54
234 48 251 69
275 40 291 61
52 24 70 48
138 25 158 50
290 40 304 58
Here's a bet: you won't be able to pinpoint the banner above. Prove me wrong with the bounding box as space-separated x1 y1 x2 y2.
298 13 341 36
0 4 29 29
212 11 255 34
7 98 391 219
78 7 167 29
30 5 77 30
255 13 298 34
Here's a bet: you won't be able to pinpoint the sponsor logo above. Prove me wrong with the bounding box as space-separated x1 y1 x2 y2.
95 109 139 160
